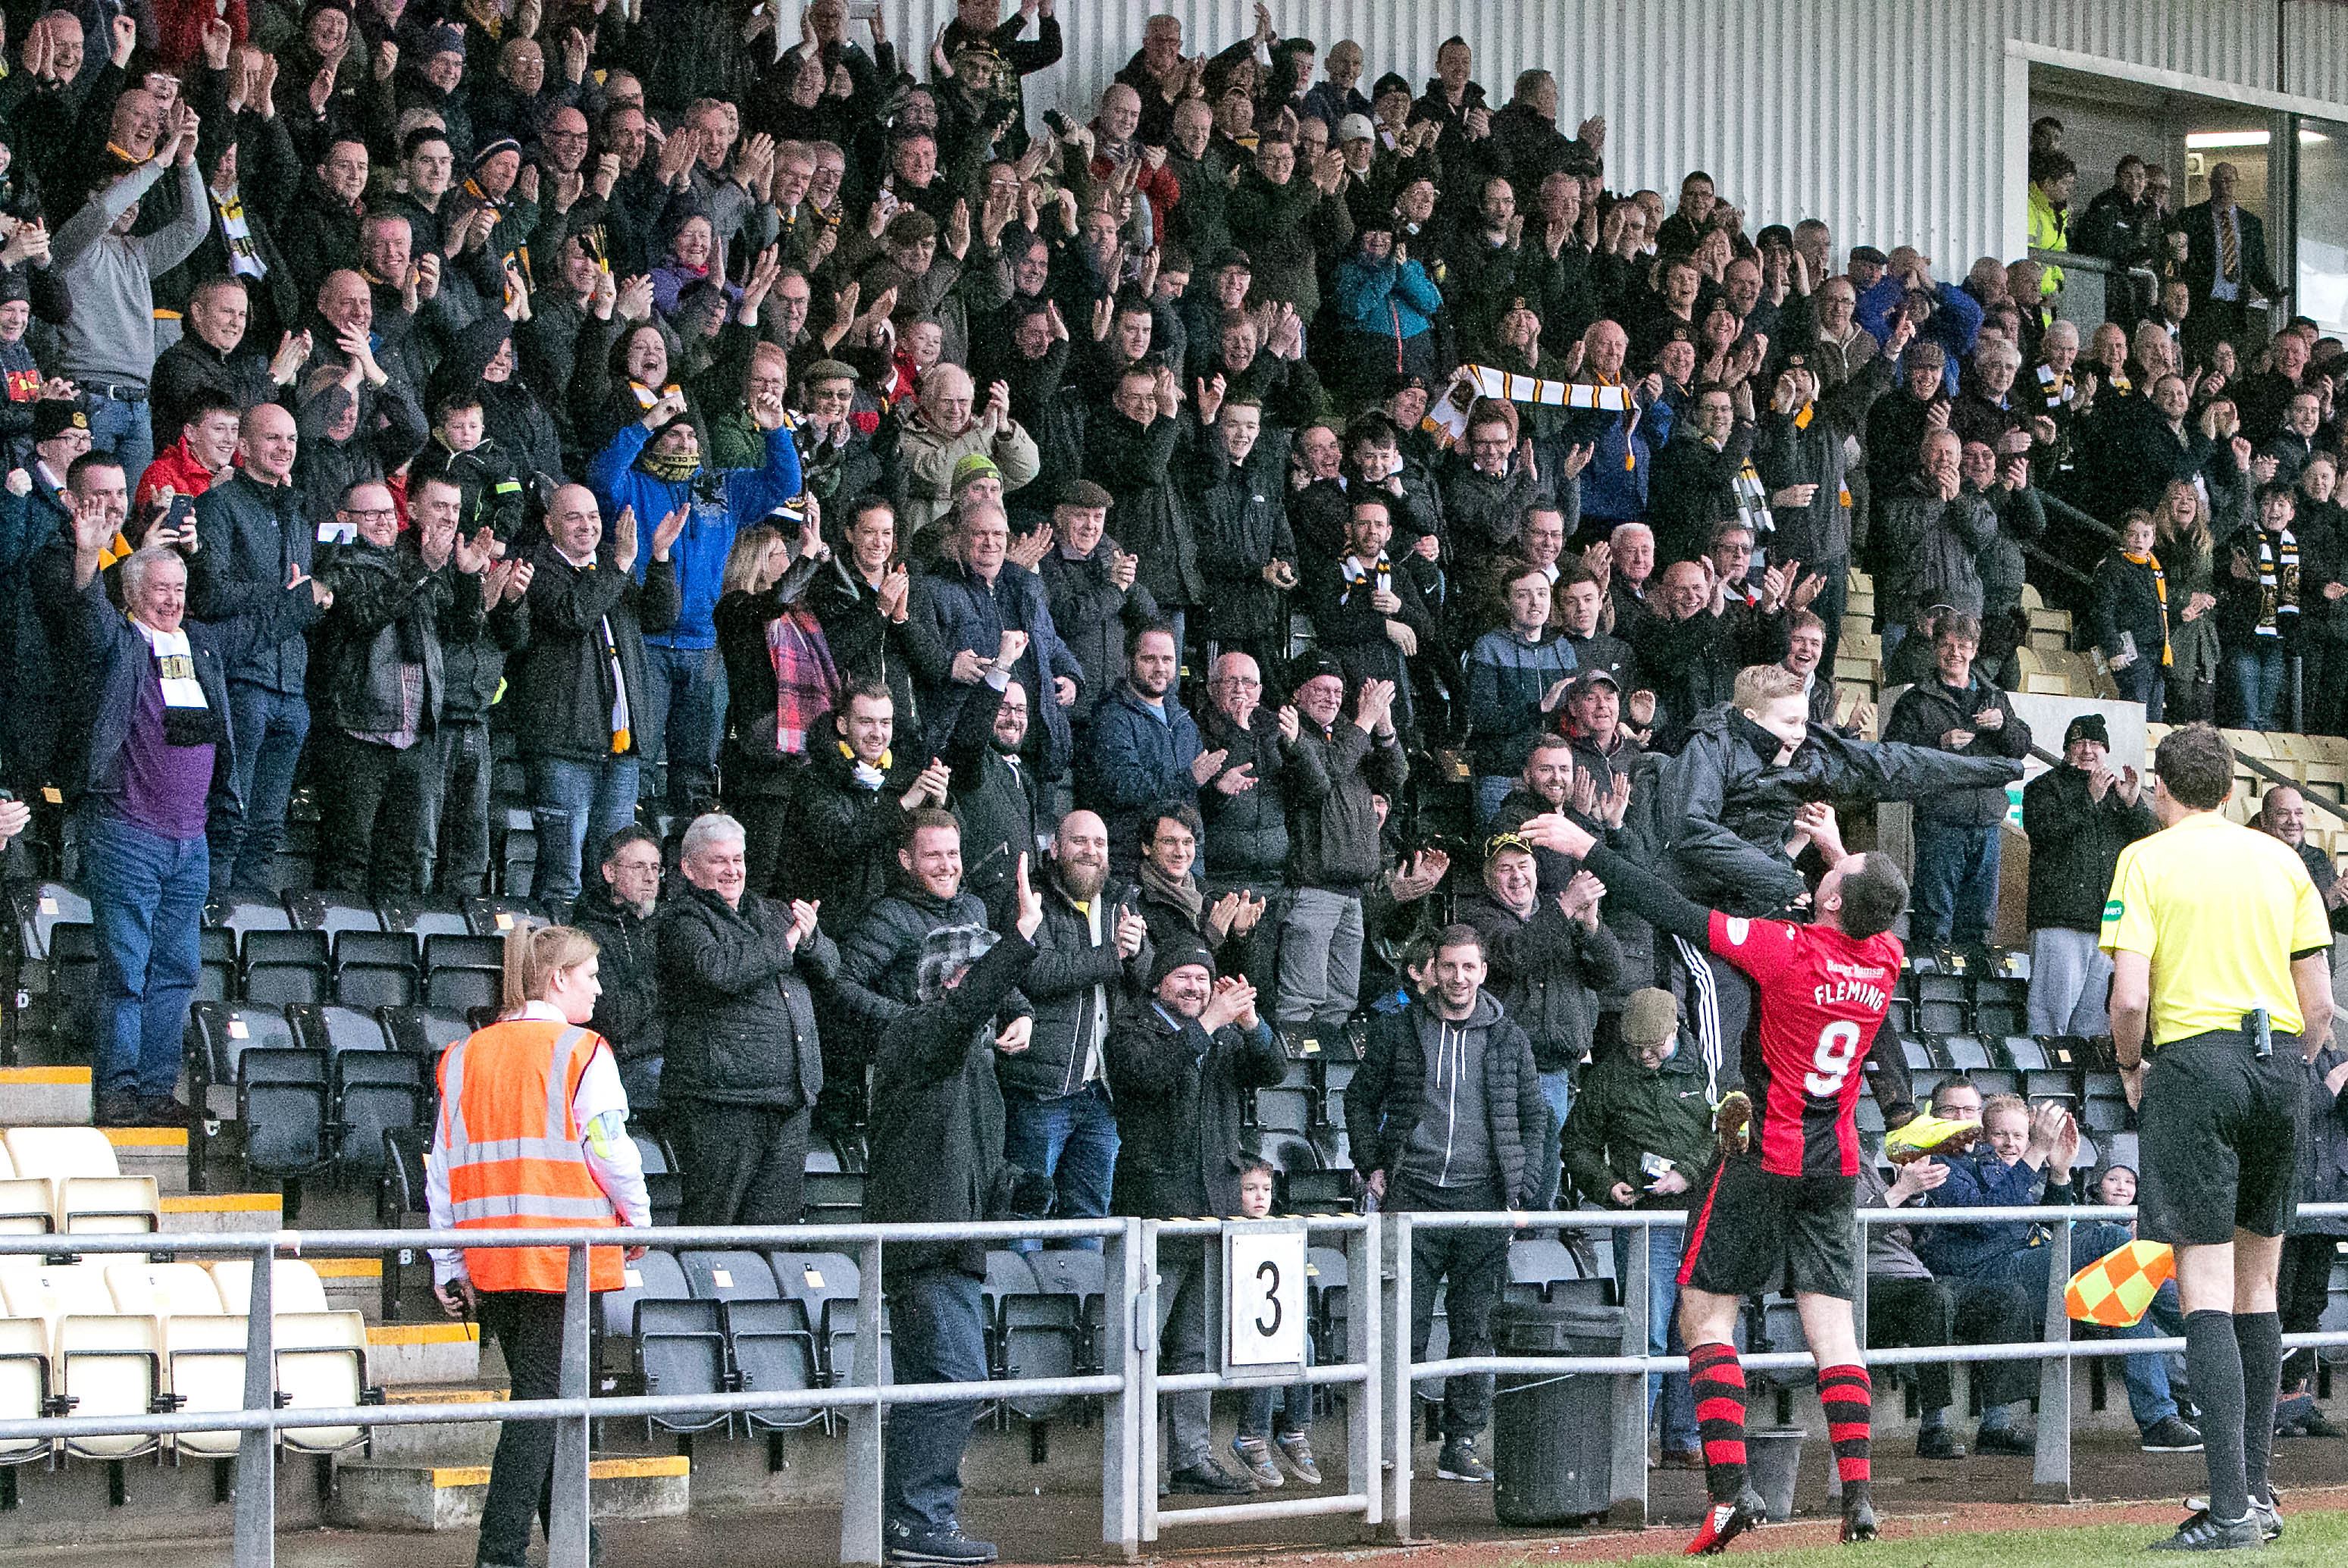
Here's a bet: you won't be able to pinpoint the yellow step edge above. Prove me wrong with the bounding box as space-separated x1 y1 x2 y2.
159 1194 283 1213
102 1127 188 1147
308 1257 382 1278
384 1386 509 1405
367 1322 481 1347
424 1456 687 1488
0 1067 90 1084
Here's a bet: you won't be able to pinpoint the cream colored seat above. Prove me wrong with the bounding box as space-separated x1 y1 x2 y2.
0 1263 160 1460
108 1263 247 1458
2 1128 159 1235
0 1142 54 1235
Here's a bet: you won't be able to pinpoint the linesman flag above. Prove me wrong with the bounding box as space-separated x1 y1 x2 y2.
2065 1238 2175 1329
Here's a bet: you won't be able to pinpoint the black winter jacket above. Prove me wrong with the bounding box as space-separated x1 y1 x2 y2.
1002 875 1149 1101
782 742 925 928
507 541 681 762
2020 764 2157 931
868 931 1041 1282
656 882 838 1109
1455 889 1624 1073
191 471 315 693
1345 995 1546 1210
1107 1006 1288 1219
835 878 1024 1031
1188 439 1296 645
1284 717 1407 891
1197 703 1291 887
312 537 470 736
572 884 665 1066
1882 675 2033 826
1038 535 1160 722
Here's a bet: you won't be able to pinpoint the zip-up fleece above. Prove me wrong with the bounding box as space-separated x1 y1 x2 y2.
1347 993 1546 1210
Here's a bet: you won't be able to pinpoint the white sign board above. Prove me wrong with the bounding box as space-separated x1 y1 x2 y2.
1223 1222 1308 1372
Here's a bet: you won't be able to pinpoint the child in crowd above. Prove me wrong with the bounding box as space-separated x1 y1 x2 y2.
1228 1159 1323 1488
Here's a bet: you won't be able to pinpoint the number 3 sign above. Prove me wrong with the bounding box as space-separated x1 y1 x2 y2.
1224 1220 1308 1372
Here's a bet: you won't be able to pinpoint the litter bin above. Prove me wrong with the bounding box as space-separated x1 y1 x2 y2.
1746 1426 1807 1521
1489 1299 1623 1525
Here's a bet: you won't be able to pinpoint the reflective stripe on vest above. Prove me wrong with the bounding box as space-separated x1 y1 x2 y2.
435 1020 622 1293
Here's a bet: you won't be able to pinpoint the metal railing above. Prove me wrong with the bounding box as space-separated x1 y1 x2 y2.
5 1201 2346 1564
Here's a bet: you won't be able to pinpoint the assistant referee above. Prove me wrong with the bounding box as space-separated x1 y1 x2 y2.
2099 723 2335 1553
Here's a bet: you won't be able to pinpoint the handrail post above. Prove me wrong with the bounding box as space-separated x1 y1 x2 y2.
1608 1218 1651 1526
1100 1219 1143 1560
839 1236 886 1567
2033 1219 2074 1501
1379 1213 1413 1543
1348 1217 1382 1534
230 1241 275 1568
1138 1219 1162 1545
547 1242 592 1568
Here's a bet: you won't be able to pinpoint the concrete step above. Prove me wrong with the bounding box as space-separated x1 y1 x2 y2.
314 1254 386 1316
102 1125 189 1197
158 1190 283 1235
366 1320 482 1386
0 1443 330 1545
365 1382 510 1464
330 1454 689 1531
2 1064 93 1125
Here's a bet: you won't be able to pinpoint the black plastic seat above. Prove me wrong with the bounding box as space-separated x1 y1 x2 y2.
380 1006 470 1058
336 1053 427 1178
238 1049 330 1178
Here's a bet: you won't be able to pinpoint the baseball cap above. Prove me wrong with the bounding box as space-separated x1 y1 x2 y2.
1337 113 1376 144
1569 668 1621 696
1484 831 1536 864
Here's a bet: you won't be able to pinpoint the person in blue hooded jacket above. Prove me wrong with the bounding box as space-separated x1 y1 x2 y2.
1332 222 1442 405
587 382 803 816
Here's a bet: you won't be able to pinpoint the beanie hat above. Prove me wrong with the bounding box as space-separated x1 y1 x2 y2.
951 452 1003 493
1150 943 1216 991
915 923 999 1003
1621 987 1680 1047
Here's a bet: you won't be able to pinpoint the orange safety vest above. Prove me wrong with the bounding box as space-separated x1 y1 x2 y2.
434 1019 623 1293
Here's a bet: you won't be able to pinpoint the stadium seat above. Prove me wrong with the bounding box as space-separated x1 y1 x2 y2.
380 1006 470 1059
375 899 471 940
599 1247 684 1348
186 1002 300 1119
0 1144 52 1235
728 1297 824 1432
201 1261 369 1452
1308 1244 1350 1364
2005 1036 2050 1071
46 922 99 1039
634 1295 730 1434
1281 1168 1354 1214
333 956 418 1010
998 1276 1082 1419
1942 1035 1993 1071
105 1263 243 1460
770 1250 884 1387
17 881 90 962
282 891 383 939
462 899 538 937
425 967 502 1014
199 926 239 1003
1254 1085 1315 1135
3 1128 159 1234
680 1250 778 1307
634 1136 681 1228
287 1002 390 1058
981 1251 1034 1376
0 1263 159 1460
376 1127 431 1319
0 1313 51 1466
1506 1238 1579 1304
334 1050 427 1178
1025 1251 1105 1374
800 1168 866 1224
237 1048 332 1180
213 898 292 936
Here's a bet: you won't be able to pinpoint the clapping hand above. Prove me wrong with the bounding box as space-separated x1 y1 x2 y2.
784 899 821 950
1113 906 1147 959
1199 975 1258 1032
1558 869 1604 925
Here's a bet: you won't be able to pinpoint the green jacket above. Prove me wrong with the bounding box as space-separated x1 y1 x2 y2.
1559 1034 1717 1210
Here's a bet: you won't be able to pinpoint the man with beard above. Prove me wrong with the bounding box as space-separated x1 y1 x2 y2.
1003 809 1149 1248
944 675 1044 930
1079 622 1210 878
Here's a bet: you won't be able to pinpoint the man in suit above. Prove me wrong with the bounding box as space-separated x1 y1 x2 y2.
2176 162 2283 368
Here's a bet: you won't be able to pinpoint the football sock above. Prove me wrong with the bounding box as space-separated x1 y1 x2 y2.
1819 1363 1874 1490
2234 1310 2282 1506
1689 1341 1748 1503
2185 1309 2248 1522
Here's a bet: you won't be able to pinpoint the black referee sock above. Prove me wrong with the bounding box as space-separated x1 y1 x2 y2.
2184 1309 2249 1523
2235 1310 2284 1507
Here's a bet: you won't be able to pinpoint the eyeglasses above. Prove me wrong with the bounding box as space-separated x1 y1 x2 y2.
1214 676 1261 690
546 128 589 142
342 507 397 521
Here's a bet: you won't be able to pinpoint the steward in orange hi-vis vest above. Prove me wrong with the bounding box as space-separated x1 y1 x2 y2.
435 1019 625 1293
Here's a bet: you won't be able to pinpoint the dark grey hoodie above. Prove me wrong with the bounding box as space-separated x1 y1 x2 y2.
1398 991 1507 1199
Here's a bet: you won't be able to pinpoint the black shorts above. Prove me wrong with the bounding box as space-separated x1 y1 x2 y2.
2139 1032 2306 1246
1678 1155 1858 1300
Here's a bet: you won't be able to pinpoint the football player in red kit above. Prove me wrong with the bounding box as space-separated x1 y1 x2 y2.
1525 803 1914 1554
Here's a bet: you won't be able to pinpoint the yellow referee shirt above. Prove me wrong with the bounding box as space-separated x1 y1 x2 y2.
2099 811 2333 1046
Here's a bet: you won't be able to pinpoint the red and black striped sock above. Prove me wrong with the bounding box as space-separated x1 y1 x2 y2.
1819 1363 1873 1490
1689 1341 1748 1502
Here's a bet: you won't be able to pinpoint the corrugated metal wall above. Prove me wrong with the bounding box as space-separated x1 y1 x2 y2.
883 0 2348 264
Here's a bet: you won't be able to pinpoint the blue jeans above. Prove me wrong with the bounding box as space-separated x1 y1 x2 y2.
1612 1223 1697 1452
1473 775 1515 827
2113 659 2166 722
640 642 726 812
2229 643 2287 731
84 812 208 1100
1971 1243 2177 1429
1000 1082 1119 1252
84 390 154 492
528 754 641 907
1535 1069 1572 1210
884 1266 990 1532
1911 820 2002 948
207 681 308 894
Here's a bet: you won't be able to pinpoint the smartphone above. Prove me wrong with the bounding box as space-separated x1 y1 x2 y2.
847 0 879 16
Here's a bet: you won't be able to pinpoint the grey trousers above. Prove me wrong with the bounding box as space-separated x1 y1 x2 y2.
2027 927 2113 1037
1276 886 1365 1028
1157 1242 1213 1470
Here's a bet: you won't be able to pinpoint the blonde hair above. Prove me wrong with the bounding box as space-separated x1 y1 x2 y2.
1733 662 1806 711
1980 1092 2028 1128
2155 478 2212 553
721 524 786 595
501 924 600 1014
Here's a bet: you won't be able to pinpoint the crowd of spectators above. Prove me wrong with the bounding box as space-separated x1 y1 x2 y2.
3 2 2346 1557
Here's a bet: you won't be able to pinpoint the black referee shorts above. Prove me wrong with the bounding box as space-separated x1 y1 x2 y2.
2139 1031 2306 1247
1677 1153 1858 1300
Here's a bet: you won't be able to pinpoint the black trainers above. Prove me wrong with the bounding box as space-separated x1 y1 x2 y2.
1975 1425 2036 1457
2141 1416 2206 1453
1915 1426 1960 1459
94 1093 142 1128
1168 1460 1256 1495
2146 1508 2262 1551
1435 1436 1492 1482
1685 1484 1768 1555
883 1520 997 1564
1840 1488 1879 1543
